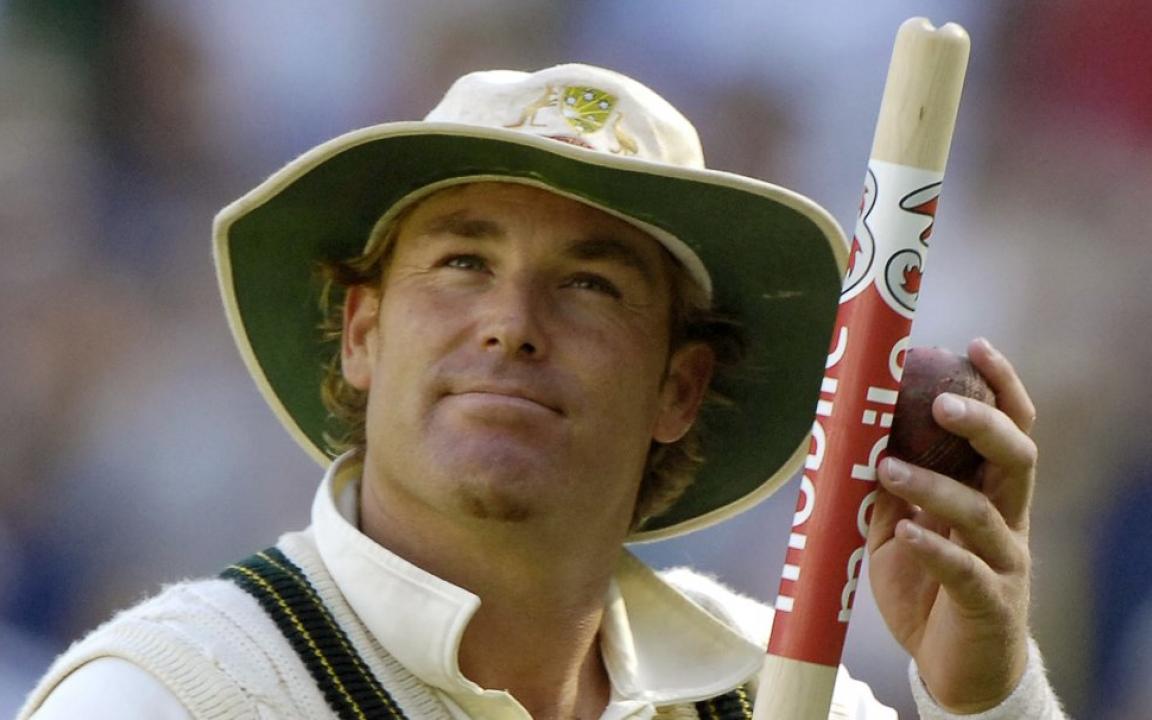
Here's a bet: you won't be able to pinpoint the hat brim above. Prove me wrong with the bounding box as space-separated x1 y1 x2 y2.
213 122 847 542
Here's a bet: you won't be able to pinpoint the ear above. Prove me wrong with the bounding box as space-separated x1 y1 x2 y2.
653 342 715 444
341 285 381 391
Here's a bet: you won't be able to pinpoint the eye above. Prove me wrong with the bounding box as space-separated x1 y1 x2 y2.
566 273 622 299
441 254 487 271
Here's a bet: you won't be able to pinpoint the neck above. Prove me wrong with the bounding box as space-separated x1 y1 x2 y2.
458 597 611 720
359 471 624 719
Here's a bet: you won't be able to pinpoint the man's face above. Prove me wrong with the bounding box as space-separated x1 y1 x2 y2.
342 182 712 540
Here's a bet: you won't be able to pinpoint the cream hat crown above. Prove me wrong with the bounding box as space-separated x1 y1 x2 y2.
426 65 705 167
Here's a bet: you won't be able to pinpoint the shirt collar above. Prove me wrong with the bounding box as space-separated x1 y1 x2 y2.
312 452 764 705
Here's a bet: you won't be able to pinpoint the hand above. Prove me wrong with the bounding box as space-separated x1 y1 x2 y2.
868 337 1037 713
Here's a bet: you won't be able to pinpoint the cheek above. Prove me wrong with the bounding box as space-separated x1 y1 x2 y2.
559 294 669 346
377 284 469 347
571 322 670 410
368 293 462 399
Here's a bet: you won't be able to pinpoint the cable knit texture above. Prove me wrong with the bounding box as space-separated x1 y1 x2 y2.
19 532 455 720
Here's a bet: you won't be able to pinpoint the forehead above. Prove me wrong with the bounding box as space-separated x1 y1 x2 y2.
398 182 672 264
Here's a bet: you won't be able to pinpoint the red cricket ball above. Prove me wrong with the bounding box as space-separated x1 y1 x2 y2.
887 346 997 486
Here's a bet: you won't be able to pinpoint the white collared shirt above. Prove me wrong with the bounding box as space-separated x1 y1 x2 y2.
313 454 770 719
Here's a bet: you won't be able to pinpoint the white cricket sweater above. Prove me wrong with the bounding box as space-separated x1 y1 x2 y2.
20 455 1063 718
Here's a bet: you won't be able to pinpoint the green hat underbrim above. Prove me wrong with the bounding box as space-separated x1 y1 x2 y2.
213 122 847 542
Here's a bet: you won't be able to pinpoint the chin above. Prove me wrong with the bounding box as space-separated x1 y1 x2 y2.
457 486 536 523
431 440 556 521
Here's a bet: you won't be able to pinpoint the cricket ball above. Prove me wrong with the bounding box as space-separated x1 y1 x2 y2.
888 346 996 486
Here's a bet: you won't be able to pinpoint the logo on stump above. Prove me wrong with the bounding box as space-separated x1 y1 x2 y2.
842 168 878 302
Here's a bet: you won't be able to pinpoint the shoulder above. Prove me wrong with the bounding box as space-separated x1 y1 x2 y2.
20 538 327 720
26 657 191 720
657 567 897 720
18 577 260 719
658 566 775 647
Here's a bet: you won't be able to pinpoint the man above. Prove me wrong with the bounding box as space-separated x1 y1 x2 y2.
21 65 1065 718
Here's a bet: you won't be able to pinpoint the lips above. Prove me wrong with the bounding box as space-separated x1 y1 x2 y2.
442 378 565 416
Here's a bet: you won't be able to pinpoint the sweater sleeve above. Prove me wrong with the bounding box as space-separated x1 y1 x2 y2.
909 638 1068 720
28 657 193 720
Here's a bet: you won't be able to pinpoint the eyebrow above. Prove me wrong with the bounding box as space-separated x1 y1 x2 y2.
564 235 658 283
419 210 661 285
421 210 505 239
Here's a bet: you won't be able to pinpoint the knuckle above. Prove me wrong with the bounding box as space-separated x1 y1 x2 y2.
1017 549 1033 579
1012 535 1034 575
1016 437 1039 469
953 552 993 601
1025 439 1039 465
972 493 999 527
958 551 981 582
969 495 1001 534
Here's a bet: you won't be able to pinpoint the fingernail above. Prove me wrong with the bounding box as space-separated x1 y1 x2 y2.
884 457 910 483
900 521 923 542
937 393 965 420
975 336 1000 359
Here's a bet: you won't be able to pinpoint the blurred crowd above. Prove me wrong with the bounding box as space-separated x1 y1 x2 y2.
1 1 1150 716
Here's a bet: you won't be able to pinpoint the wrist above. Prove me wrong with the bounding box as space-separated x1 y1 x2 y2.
909 638 1061 719
925 637 1028 712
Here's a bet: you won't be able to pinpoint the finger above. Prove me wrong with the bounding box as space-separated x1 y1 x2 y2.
932 393 1038 475
866 484 915 552
894 518 1003 613
867 484 952 553
878 457 1026 572
909 505 955 538
931 393 1037 527
967 337 1037 434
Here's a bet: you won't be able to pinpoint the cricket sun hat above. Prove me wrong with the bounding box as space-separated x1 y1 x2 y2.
213 63 848 542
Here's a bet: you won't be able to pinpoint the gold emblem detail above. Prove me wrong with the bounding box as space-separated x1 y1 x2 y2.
507 85 637 156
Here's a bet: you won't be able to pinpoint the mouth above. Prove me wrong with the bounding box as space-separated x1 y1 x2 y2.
447 384 564 416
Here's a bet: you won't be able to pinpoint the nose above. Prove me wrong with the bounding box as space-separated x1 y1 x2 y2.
480 277 548 360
